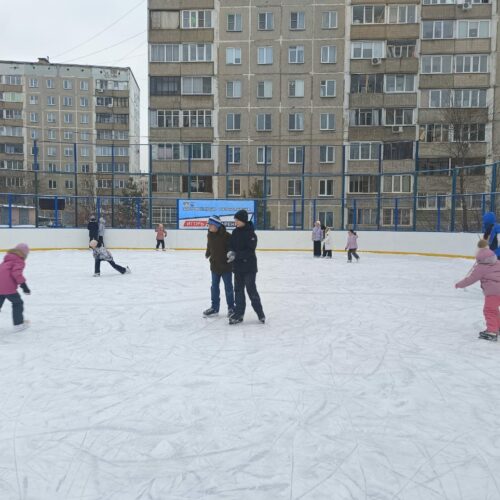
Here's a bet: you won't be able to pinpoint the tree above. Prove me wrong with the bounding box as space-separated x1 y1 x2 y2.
114 177 146 228
247 179 273 229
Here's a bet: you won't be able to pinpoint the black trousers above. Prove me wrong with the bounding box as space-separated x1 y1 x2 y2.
313 240 322 257
0 293 24 326
347 250 360 261
95 259 126 274
234 272 264 318
98 236 104 247
156 239 165 249
324 250 332 258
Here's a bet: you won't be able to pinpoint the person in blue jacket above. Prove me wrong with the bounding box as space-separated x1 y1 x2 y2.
483 212 500 259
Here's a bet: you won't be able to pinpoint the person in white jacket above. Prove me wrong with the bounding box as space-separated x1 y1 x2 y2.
322 227 334 258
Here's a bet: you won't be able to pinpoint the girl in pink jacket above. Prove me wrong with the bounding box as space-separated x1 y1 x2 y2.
345 230 360 263
455 239 500 341
0 243 31 331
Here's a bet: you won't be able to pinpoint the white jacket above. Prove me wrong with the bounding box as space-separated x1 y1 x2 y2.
323 230 334 251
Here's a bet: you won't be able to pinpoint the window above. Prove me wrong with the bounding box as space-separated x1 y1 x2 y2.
428 89 487 108
30 95 38 105
63 96 73 107
322 145 337 164
421 55 453 74
81 131 90 142
150 10 179 29
182 175 213 193
63 113 73 124
287 212 303 228
47 96 55 106
29 112 38 123
80 147 90 157
322 11 337 29
47 112 56 123
320 113 335 130
348 175 378 193
226 47 242 65
423 0 455 3
258 12 274 30
385 74 415 93
453 123 486 142
320 80 336 97
183 143 212 160
80 80 89 91
256 113 272 131
352 6 385 24
455 54 488 73
80 97 89 107
47 129 56 140
419 124 451 143
47 163 58 172
351 41 384 59
65 180 74 189
63 131 73 140
1 109 22 120
150 44 180 62
227 146 241 164
31 130 39 139
288 80 304 97
318 211 334 227
226 113 241 131
227 13 242 32
383 175 412 193
63 79 72 90
349 109 382 126
288 179 302 196
45 79 54 89
422 21 454 39
29 78 38 88
386 40 416 59
289 113 304 131
257 81 272 98
0 160 23 170
351 74 384 94
226 80 242 98
0 126 22 137
80 114 89 125
63 147 72 158
181 10 213 29
152 177 180 195
382 208 411 226
228 179 241 196
321 46 337 64
457 20 490 38
257 146 272 164
0 92 23 103
154 110 179 128
49 180 57 190
385 108 414 126
289 46 304 64
97 180 113 189
417 193 448 210
256 179 272 196
349 143 380 160
81 164 90 173
96 96 113 107
0 75 22 85
181 77 212 95
258 47 273 65
290 12 305 30
383 141 413 160
288 146 304 164
115 180 126 189
150 76 181 96
388 5 416 24
319 179 334 196
150 43 213 62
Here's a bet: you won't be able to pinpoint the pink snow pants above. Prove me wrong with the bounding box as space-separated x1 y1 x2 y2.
483 295 500 332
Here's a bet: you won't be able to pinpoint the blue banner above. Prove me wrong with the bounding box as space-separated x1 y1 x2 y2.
177 199 256 229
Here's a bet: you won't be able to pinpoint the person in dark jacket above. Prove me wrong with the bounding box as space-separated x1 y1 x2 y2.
483 212 500 259
87 215 98 245
203 215 235 318
227 210 265 325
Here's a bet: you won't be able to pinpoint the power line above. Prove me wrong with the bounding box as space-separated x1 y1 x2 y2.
60 31 146 64
54 0 146 59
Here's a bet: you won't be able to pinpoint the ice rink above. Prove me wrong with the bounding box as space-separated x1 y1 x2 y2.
1 249 499 500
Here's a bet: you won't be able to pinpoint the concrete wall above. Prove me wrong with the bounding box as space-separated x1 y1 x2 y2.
0 228 481 258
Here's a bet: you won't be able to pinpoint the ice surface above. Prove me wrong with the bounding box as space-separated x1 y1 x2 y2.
1 249 500 500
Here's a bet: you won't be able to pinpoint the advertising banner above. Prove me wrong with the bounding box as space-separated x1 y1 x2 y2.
177 199 256 229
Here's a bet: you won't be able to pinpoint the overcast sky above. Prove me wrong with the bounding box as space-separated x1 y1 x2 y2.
1 0 148 149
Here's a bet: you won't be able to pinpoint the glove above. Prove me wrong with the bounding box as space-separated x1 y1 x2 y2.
20 282 31 295
227 251 236 263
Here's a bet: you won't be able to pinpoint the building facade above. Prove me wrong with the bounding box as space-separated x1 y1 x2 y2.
0 58 140 226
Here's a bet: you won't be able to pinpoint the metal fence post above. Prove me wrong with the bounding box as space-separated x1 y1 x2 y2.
148 144 153 229
136 197 141 229
111 143 115 227
394 197 399 232
490 162 497 212
8 193 13 228
225 145 230 199
293 199 297 230
312 199 317 226
97 196 101 221
54 195 59 228
450 168 457 232
263 146 268 229
377 144 382 230
73 142 78 227
341 144 346 230
353 199 357 231
188 145 192 199
34 139 39 228
412 141 419 231
301 145 305 229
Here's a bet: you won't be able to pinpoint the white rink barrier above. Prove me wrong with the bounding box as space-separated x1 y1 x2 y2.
0 228 482 258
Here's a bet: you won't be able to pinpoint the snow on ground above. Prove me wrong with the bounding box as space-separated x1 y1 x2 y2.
0 249 499 500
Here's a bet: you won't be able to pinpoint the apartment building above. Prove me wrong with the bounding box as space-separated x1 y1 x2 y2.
0 58 140 226
148 0 345 229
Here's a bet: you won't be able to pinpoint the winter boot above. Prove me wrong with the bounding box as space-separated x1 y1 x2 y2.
93 273 100 277
14 320 30 332
229 315 243 325
227 308 235 318
203 307 219 318
258 315 266 324
125 266 131 274
479 331 498 341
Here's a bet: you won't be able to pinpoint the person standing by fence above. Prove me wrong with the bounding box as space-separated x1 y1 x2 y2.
155 224 167 251
98 217 106 247
312 221 323 257
87 216 98 245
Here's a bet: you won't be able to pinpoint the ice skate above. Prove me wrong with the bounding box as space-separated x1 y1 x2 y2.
258 315 266 324
227 308 235 318
93 273 100 277
229 315 243 325
203 307 218 318
125 266 131 274
479 330 498 341
13 320 30 332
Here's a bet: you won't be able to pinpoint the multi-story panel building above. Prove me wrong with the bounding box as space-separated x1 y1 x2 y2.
0 58 140 226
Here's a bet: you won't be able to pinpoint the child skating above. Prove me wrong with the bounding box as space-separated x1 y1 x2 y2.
203 215 235 318
322 227 334 258
455 239 500 341
155 223 167 251
89 240 131 277
0 243 31 331
345 229 360 263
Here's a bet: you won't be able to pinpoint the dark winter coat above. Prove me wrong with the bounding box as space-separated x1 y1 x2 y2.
205 225 232 275
87 221 98 240
229 221 258 274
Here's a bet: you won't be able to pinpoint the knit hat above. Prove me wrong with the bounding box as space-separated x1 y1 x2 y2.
478 239 489 248
208 215 222 228
89 240 98 248
234 210 248 223
14 243 29 256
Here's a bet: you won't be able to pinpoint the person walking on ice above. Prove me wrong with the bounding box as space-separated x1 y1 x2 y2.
203 215 235 318
345 229 360 263
227 210 265 325
89 240 131 277
155 223 167 251
455 239 500 341
322 227 334 258
0 243 31 331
